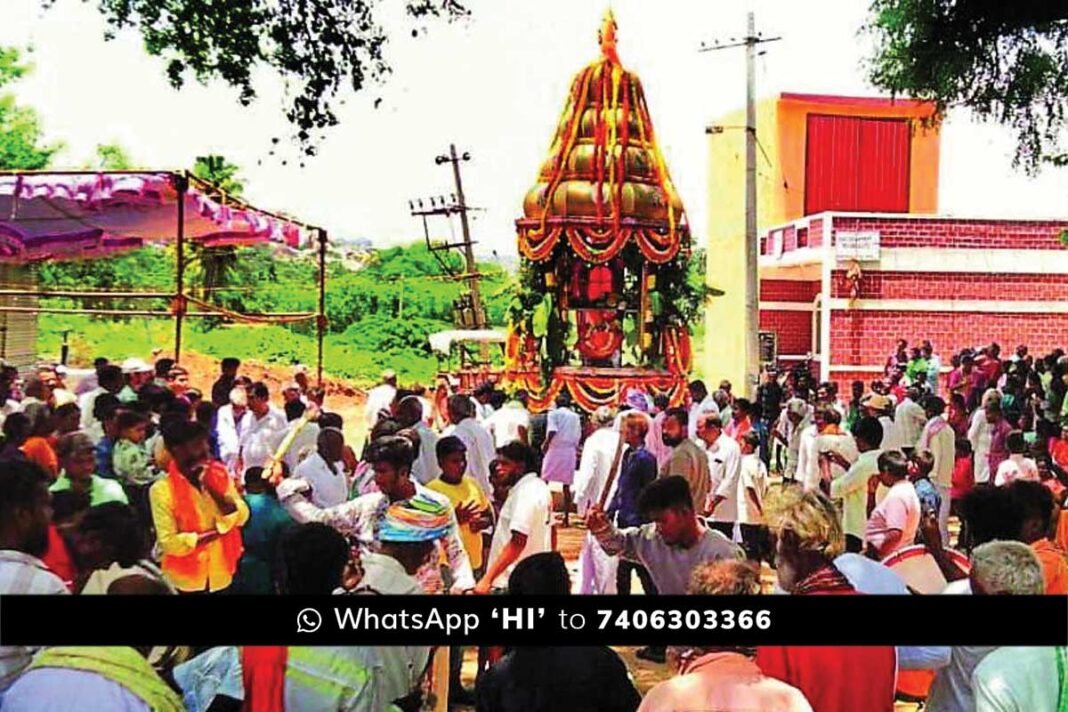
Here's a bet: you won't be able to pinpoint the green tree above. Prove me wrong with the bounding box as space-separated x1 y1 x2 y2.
866 2 1068 170
70 0 469 154
0 46 61 169
191 154 247 306
92 142 133 169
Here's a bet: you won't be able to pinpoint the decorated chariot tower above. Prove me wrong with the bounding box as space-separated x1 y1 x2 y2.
505 11 698 411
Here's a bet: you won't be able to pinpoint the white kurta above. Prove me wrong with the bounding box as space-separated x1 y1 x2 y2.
968 408 993 484
447 418 496 497
542 406 581 485
294 451 349 508
574 426 623 595
215 405 253 478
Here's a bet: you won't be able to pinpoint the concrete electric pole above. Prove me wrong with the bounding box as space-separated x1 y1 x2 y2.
700 12 780 393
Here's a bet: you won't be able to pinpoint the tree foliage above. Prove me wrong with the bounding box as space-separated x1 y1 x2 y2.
38 240 514 382
191 154 247 300
92 143 132 169
866 1 1068 169
69 0 470 154
0 46 61 169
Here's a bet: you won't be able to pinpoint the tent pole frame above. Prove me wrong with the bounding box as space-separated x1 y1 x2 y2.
317 229 328 388
174 172 189 364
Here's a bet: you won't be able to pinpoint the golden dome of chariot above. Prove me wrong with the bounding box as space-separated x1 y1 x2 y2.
517 10 689 265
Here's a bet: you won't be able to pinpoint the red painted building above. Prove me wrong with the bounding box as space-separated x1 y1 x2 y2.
759 213 1068 392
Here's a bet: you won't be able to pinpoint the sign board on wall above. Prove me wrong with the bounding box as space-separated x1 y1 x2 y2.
835 230 880 262
758 331 778 365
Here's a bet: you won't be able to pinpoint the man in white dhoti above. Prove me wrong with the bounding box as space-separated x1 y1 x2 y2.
541 391 582 527
574 407 622 594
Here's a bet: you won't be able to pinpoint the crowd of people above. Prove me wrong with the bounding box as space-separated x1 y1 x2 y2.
0 341 1065 711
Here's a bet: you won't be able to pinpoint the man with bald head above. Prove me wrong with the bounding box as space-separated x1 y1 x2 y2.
294 428 349 508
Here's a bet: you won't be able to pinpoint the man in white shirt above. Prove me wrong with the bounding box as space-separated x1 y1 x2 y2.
574 407 623 594
968 389 1001 484
395 396 440 485
444 394 495 497
829 416 884 553
476 441 552 593
645 394 673 469
919 396 956 543
281 400 319 474
863 393 901 452
737 431 768 561
894 387 928 453
239 382 289 474
687 380 720 441
294 428 349 508
483 392 531 447
794 410 821 492
993 430 1039 486
0 461 71 694
541 391 582 527
809 408 858 494
77 364 123 444
776 398 811 482
698 412 743 546
364 369 397 430
217 387 254 479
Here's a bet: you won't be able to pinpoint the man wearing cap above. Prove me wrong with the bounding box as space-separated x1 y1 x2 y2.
365 370 398 430
118 358 154 404
862 393 900 452
352 491 454 595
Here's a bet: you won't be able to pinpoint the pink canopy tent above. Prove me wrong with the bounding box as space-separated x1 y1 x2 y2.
0 170 329 381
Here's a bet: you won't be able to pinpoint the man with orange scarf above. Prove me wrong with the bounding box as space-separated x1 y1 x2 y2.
150 420 249 594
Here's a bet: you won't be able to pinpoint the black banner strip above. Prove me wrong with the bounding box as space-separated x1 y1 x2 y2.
2 595 1065 646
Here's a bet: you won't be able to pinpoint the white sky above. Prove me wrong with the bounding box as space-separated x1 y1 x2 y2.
2 0 1066 256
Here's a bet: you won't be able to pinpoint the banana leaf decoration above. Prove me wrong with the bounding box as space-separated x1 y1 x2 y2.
531 293 552 338
649 290 663 318
623 311 639 348
565 309 579 350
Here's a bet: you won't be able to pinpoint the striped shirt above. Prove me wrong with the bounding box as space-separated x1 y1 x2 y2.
0 550 70 693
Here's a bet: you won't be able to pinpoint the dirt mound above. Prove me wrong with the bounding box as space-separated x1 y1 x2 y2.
178 351 368 445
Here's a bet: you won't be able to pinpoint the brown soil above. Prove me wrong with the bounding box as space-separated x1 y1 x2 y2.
178 351 368 446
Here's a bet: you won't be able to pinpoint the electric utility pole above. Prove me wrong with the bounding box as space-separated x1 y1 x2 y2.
700 12 780 393
410 143 489 360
